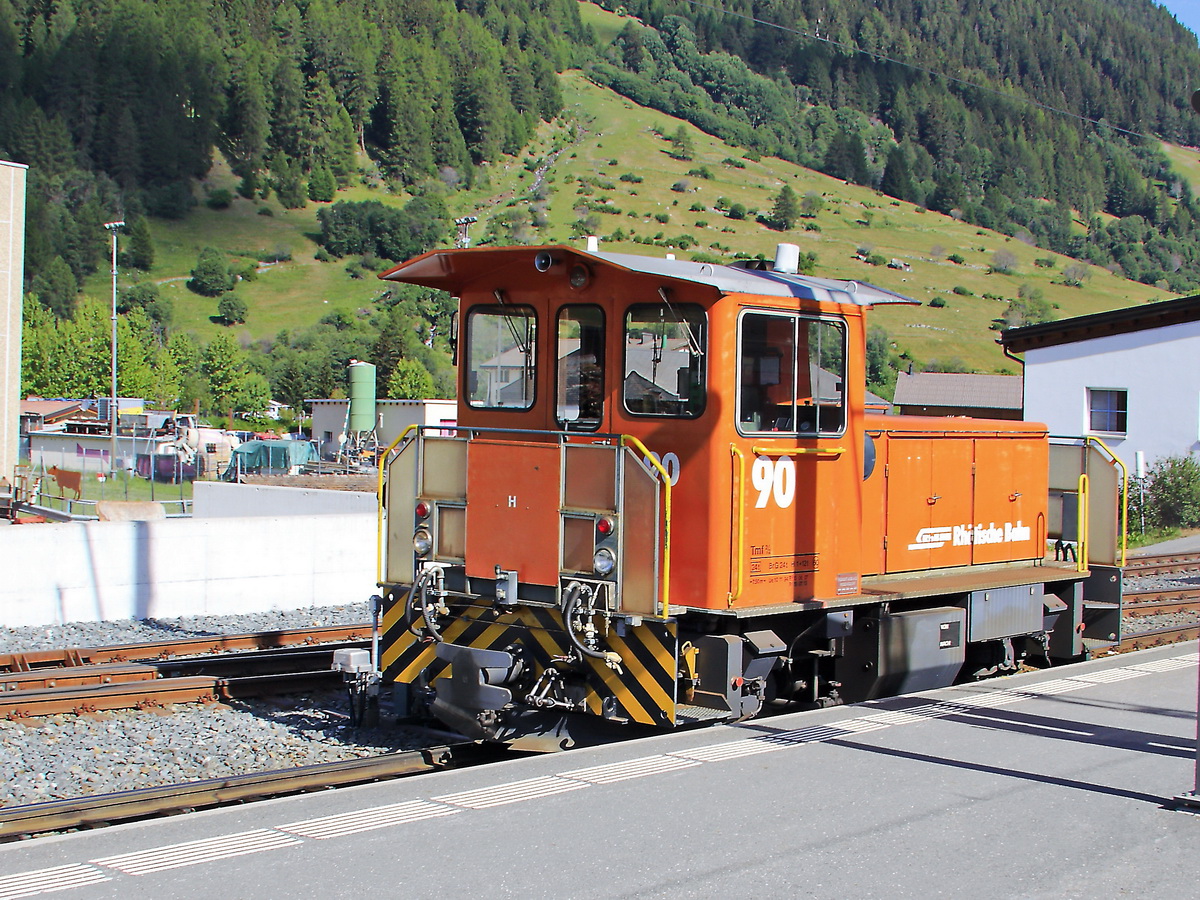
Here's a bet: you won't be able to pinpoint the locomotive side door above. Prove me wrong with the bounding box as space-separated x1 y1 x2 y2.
884 436 973 573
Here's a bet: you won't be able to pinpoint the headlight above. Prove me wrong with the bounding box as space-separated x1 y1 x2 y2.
593 548 616 577
413 528 432 556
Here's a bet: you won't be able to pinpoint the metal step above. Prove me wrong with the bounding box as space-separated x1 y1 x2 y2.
675 704 733 724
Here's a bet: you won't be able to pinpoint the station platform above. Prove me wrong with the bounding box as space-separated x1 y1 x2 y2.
1 643 1198 899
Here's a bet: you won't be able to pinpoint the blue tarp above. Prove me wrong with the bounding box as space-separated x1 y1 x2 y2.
221 440 317 479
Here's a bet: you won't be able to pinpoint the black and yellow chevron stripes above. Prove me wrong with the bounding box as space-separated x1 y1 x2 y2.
380 589 679 727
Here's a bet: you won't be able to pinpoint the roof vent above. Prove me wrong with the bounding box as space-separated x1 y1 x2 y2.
773 243 801 274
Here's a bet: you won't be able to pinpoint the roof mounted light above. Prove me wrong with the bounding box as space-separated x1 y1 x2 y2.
534 251 555 272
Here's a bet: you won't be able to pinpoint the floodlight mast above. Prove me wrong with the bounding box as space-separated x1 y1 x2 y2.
104 220 124 476
454 216 478 249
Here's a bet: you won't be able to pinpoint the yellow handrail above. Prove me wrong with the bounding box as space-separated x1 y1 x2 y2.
1077 473 1089 573
376 424 419 585
729 445 745 607
620 434 672 619
1085 436 1128 568
750 446 845 457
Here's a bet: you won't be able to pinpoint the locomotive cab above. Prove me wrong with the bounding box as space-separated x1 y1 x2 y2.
373 244 1125 748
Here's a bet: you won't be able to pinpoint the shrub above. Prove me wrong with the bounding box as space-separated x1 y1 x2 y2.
1140 455 1200 530
727 203 747 220
206 188 234 210
619 173 644 183
217 294 247 324
654 212 670 224
952 285 974 296
721 157 746 168
188 248 234 296
947 253 965 264
929 296 947 308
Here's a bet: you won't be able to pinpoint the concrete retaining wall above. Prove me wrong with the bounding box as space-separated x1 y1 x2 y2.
0 513 377 627
193 482 376 517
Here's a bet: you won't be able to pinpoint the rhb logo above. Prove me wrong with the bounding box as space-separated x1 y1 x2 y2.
908 521 1031 551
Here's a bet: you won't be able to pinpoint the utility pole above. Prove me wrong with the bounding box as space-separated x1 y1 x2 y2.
104 220 124 475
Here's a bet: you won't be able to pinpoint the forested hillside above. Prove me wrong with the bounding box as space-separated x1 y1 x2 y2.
590 0 1200 291
1 0 581 309
7 0 1200 416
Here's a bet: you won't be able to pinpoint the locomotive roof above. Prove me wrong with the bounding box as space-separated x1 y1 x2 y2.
380 246 920 308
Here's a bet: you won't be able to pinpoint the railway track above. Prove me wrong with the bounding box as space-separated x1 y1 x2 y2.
0 743 469 841
0 625 374 719
1124 551 1200 577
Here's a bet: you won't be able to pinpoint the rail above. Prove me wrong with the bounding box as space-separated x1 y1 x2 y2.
750 445 845 457
729 445 745 606
0 746 459 841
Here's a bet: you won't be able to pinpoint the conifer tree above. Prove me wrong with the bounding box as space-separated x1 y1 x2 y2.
770 185 800 231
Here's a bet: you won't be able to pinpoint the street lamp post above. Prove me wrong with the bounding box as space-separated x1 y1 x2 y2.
104 220 124 476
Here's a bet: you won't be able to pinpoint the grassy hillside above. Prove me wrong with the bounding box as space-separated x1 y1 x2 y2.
81 61 1171 374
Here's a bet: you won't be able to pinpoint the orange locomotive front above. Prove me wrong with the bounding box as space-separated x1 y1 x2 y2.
373 244 1123 747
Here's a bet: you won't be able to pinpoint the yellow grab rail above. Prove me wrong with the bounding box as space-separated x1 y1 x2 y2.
376 424 419 585
620 434 673 619
1084 436 1128 568
729 445 745 607
750 446 845 457
1077 473 1089 573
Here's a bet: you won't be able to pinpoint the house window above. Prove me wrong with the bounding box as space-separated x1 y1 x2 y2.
1088 389 1127 433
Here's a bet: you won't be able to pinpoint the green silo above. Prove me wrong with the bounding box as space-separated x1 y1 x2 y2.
348 360 377 434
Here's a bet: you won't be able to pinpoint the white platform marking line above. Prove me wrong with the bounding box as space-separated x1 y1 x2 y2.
0 864 110 900
1015 679 1089 696
433 776 589 810
771 725 856 743
1068 668 1146 683
91 829 301 876
960 691 1026 708
558 754 702 784
833 718 891 734
668 739 789 762
1128 657 1197 673
278 800 461 839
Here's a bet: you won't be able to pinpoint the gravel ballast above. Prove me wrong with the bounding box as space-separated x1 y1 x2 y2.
0 602 435 809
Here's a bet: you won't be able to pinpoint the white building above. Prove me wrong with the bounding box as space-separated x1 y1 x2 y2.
308 398 457 458
1 160 27 483
1002 295 1200 467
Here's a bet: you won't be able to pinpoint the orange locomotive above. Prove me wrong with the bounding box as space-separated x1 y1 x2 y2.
374 243 1124 747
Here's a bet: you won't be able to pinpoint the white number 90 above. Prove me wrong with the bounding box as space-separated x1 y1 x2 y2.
751 456 796 509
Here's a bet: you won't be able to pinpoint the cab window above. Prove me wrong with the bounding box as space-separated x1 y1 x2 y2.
557 305 604 431
465 305 537 409
622 303 706 418
738 311 846 435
